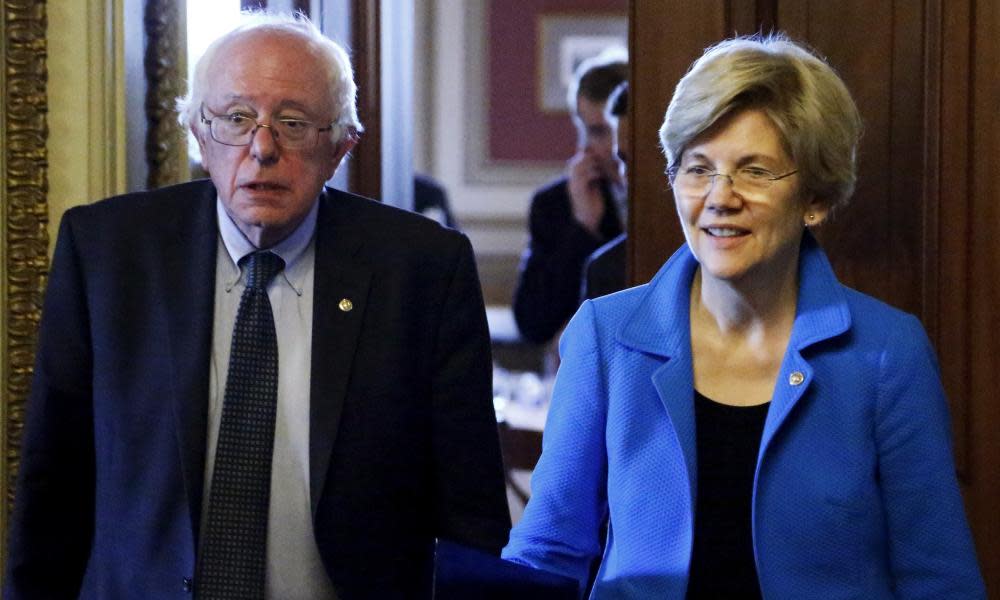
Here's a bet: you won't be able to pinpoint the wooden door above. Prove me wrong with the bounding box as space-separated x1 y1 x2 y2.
628 0 999 593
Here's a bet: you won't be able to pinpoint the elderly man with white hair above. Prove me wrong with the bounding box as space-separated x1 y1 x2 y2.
5 12 509 600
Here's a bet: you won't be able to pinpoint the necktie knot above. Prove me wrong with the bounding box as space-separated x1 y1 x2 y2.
243 251 285 290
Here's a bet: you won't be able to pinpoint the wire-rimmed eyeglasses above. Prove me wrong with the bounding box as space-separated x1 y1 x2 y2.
199 104 337 149
668 164 798 197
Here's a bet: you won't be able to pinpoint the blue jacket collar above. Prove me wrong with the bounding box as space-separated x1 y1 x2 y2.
617 232 851 358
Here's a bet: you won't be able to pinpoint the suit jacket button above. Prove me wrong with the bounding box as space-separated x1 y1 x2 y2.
339 298 354 312
182 577 193 593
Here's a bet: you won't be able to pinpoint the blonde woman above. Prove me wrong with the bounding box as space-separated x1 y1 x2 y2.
503 35 985 599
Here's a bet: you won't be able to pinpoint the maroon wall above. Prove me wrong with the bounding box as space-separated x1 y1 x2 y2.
487 0 627 164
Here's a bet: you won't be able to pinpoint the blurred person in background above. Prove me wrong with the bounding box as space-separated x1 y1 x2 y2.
582 81 629 301
513 50 627 345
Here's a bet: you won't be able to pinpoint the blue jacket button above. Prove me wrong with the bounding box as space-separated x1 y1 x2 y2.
182 577 193 593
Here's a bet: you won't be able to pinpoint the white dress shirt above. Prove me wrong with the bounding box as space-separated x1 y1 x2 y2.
203 198 337 599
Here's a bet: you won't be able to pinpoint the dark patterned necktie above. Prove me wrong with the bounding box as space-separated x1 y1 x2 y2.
197 250 285 599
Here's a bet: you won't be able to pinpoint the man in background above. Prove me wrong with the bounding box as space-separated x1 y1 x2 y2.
513 51 627 345
414 173 458 229
5 13 509 599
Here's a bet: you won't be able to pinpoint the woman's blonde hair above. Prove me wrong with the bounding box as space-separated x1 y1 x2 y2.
659 34 862 211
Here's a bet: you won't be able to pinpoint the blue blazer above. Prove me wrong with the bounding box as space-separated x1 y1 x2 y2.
504 236 985 599
5 180 511 599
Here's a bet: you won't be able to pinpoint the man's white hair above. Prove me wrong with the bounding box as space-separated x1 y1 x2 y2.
175 11 363 144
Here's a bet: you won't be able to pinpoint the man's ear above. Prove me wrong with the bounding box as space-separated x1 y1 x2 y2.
194 126 212 171
326 131 359 177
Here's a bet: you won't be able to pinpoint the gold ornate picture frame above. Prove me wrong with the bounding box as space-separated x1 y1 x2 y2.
144 0 187 190
0 0 186 576
1 0 50 574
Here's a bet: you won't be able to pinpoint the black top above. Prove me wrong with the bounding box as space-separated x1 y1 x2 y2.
686 390 770 600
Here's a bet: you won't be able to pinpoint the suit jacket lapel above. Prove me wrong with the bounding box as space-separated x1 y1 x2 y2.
162 181 219 543
618 245 700 508
758 234 851 462
309 188 372 516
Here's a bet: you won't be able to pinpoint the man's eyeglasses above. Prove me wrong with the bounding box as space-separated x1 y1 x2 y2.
200 104 337 149
668 164 798 197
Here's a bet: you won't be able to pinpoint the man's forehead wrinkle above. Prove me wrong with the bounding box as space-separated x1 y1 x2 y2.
209 60 331 117
220 92 254 103
213 93 322 118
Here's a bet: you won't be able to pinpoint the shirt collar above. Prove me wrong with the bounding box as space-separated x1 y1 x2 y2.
217 197 318 266
216 197 318 294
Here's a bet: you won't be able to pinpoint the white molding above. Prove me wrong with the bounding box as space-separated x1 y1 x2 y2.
459 0 564 186
430 0 541 220
89 0 128 201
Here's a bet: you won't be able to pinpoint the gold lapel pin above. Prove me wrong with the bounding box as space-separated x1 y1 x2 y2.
788 371 805 386
338 298 353 312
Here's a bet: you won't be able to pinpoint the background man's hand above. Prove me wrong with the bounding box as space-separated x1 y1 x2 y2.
567 149 609 236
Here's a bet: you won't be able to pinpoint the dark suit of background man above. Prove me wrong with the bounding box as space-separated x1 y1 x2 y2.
513 50 627 345
5 12 510 600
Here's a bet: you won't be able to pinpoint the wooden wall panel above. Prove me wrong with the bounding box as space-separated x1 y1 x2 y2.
349 0 382 200
780 2 924 316
937 0 972 477
966 0 1000 588
627 0 724 282
630 0 998 592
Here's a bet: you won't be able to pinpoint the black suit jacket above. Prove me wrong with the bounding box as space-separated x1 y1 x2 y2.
512 177 622 344
5 180 510 599
581 233 627 301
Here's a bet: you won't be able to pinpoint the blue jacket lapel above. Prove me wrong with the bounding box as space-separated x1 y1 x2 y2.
758 234 851 461
618 246 700 506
